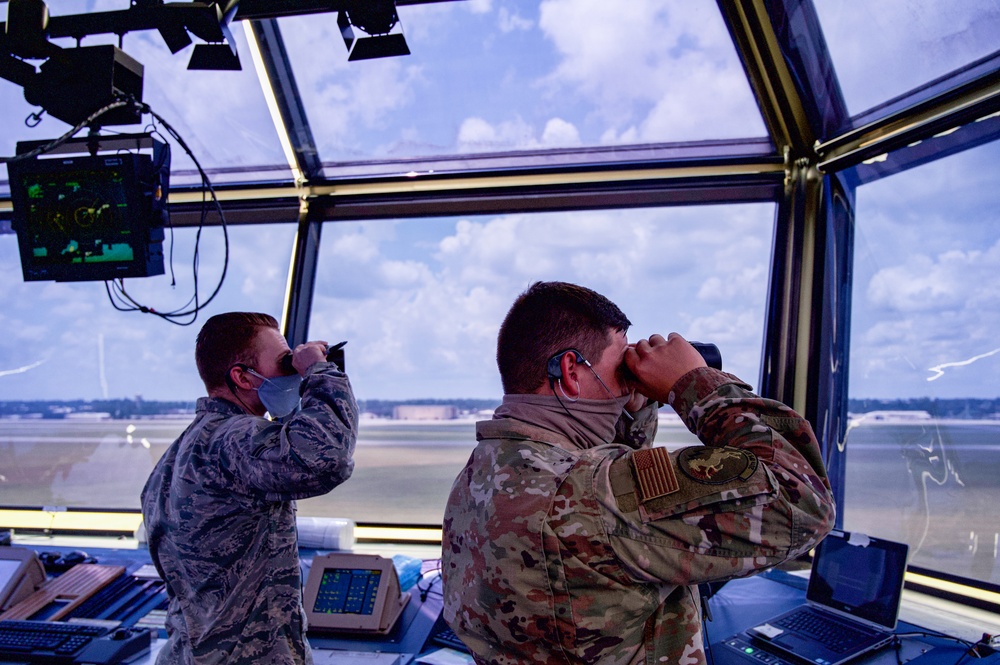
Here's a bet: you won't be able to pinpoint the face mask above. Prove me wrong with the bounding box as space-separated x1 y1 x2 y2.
252 371 303 419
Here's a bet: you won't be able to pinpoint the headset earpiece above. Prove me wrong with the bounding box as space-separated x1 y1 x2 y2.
226 363 250 392
546 349 587 386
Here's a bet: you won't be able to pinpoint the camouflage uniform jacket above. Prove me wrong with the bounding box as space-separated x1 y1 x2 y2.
141 362 359 665
442 367 835 665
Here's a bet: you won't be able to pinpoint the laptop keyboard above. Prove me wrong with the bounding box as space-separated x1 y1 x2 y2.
774 609 877 653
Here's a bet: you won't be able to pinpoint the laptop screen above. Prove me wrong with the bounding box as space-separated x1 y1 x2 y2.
806 530 910 630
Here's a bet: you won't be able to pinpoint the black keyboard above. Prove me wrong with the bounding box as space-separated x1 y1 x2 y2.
0 620 151 664
774 610 875 653
429 615 469 654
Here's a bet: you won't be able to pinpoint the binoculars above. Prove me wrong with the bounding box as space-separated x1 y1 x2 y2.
280 341 347 374
690 342 722 370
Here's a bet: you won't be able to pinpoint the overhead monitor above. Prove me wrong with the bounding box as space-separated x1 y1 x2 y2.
303 553 410 636
7 134 169 282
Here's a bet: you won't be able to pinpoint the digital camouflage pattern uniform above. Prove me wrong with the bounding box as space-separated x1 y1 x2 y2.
442 367 836 665
141 362 358 665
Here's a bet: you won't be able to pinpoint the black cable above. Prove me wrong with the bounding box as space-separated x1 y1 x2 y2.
894 630 979 652
1 99 131 164
100 97 229 326
892 630 984 664
6 95 229 326
417 561 443 602
699 585 717 665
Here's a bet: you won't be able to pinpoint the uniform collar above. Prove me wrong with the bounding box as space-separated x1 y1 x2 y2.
196 396 246 416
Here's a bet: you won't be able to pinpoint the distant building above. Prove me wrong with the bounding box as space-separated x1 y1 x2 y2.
393 405 458 420
865 410 932 421
65 412 113 420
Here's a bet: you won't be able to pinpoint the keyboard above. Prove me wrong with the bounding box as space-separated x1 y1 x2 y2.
774 609 876 653
429 615 469 653
0 620 151 664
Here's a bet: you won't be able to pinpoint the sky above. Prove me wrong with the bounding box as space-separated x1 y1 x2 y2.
0 0 998 403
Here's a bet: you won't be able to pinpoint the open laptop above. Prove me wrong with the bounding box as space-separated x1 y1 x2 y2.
718 529 909 665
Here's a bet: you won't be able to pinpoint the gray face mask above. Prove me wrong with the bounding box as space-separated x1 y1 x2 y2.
248 370 303 419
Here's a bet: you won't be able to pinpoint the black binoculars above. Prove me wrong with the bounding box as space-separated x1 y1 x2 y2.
280 341 347 374
690 342 722 370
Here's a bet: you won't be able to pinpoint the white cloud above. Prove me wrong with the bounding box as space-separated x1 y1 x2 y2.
456 117 499 145
456 115 582 151
498 7 533 33
466 0 493 15
867 241 1000 313
125 29 284 169
536 0 763 139
852 209 1000 398
540 117 581 146
813 1 1000 113
276 16 424 158
697 264 768 302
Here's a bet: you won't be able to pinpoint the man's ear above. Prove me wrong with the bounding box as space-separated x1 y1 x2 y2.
227 364 256 392
559 352 583 397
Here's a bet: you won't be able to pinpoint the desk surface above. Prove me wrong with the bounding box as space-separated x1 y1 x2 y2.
3 540 997 665
706 572 999 665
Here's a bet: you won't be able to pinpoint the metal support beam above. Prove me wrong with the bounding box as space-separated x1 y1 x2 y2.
245 20 323 180
716 0 817 156
244 18 324 344
0 0 457 43
282 207 324 347
807 173 855 522
760 158 821 412
816 67 1000 173
760 161 855 516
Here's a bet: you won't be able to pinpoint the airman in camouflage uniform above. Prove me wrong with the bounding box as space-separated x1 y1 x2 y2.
441 282 835 665
141 313 358 665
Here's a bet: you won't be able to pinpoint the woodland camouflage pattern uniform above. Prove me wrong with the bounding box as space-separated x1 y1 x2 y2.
442 367 836 665
141 361 358 665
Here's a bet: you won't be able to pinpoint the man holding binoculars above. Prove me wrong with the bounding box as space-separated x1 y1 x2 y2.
141 312 358 665
441 281 836 665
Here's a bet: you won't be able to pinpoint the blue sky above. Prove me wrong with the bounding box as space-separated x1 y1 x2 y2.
1 1 998 403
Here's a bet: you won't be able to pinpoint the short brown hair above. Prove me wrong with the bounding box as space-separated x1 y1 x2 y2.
195 312 280 392
497 282 631 394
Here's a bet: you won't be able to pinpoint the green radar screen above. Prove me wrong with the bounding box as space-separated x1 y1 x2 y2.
24 168 135 265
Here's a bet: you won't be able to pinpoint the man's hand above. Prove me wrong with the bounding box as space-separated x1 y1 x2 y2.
291 341 329 375
624 333 707 403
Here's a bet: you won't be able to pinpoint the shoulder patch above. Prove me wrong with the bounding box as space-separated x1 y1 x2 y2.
677 446 757 484
630 448 679 502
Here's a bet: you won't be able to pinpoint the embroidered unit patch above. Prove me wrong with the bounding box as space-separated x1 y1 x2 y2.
631 448 679 501
677 446 758 484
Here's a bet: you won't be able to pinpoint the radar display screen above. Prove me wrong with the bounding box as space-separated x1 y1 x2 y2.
8 152 166 282
312 568 382 616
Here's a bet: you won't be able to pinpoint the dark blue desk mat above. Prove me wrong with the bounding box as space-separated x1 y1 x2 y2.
10 545 994 665
704 571 997 665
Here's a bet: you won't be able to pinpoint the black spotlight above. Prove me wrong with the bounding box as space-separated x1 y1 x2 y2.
338 0 410 61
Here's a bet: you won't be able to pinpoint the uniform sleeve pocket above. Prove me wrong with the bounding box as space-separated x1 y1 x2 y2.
635 446 777 524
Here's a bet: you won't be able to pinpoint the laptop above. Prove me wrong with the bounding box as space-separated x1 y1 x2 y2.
718 530 909 665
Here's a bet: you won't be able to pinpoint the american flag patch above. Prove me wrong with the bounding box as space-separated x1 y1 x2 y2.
631 448 679 502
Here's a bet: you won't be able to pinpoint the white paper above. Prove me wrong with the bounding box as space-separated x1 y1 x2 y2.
751 623 784 639
416 648 476 665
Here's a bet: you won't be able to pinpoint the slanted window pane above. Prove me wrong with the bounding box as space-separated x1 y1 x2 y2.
846 140 1000 585
814 1 1000 116
280 0 767 172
